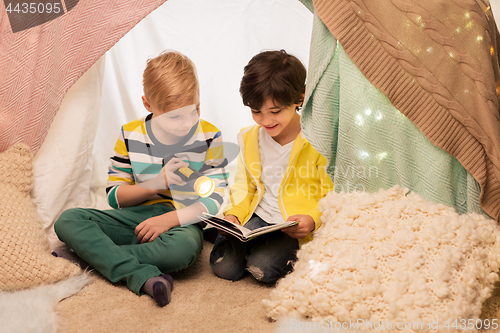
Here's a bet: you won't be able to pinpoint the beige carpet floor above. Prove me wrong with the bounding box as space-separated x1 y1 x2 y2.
55 240 500 333
55 241 276 333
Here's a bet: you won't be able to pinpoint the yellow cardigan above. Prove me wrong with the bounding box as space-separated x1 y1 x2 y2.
223 124 334 244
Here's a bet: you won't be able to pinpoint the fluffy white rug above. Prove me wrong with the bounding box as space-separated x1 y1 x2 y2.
264 186 500 331
0 272 92 333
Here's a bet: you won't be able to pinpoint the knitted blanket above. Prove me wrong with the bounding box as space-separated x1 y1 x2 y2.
300 0 500 220
0 0 167 155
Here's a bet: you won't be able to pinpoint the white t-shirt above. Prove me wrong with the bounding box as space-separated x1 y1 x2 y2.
254 127 294 224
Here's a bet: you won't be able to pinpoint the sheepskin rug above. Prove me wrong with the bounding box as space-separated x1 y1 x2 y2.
0 273 92 333
263 186 500 332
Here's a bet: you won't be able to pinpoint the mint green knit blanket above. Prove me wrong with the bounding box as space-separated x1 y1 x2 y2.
300 0 484 216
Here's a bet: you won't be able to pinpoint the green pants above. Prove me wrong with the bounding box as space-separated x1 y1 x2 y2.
54 204 203 295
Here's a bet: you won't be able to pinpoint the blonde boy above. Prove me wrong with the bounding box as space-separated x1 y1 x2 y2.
54 51 228 306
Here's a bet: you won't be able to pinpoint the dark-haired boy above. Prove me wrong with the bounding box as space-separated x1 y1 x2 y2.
210 50 333 283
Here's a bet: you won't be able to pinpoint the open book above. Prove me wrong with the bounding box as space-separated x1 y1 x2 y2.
197 212 298 242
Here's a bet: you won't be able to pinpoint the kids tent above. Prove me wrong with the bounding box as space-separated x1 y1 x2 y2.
3 0 500 331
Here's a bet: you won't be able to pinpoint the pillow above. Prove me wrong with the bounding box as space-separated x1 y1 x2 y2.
0 143 80 291
264 186 500 329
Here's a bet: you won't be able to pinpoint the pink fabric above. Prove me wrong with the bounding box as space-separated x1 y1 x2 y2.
0 0 167 155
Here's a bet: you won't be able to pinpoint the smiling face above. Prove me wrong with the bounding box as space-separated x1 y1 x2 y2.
143 96 200 144
251 97 301 145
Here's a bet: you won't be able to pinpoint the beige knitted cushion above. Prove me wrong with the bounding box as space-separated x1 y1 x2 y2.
0 143 80 291
264 186 500 331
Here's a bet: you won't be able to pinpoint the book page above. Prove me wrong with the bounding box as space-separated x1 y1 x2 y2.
246 220 297 237
198 213 252 237
198 213 298 241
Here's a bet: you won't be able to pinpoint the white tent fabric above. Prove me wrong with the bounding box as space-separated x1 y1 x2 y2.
33 58 106 249
32 0 313 248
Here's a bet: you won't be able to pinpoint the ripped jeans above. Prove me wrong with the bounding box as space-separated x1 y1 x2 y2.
209 214 299 283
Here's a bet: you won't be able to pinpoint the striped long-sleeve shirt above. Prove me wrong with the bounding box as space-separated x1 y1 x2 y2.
106 114 229 215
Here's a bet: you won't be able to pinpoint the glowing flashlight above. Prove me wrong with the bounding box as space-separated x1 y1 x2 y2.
176 166 215 198
163 155 216 198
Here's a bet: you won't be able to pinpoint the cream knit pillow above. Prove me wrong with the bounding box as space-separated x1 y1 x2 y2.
264 186 500 331
0 143 80 291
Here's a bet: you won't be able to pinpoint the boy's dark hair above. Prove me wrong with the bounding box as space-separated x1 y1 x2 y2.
240 50 306 111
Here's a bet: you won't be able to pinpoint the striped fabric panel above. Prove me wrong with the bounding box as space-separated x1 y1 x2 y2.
106 117 228 213
0 0 167 155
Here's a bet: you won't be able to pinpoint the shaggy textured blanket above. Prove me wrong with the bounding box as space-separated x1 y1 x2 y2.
264 186 500 332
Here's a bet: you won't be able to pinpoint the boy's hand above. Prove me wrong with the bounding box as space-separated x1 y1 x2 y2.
139 158 189 191
161 157 189 188
135 213 177 243
218 214 240 237
282 214 315 239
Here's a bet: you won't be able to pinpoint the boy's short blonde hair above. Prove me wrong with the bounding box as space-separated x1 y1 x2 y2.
143 51 199 112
